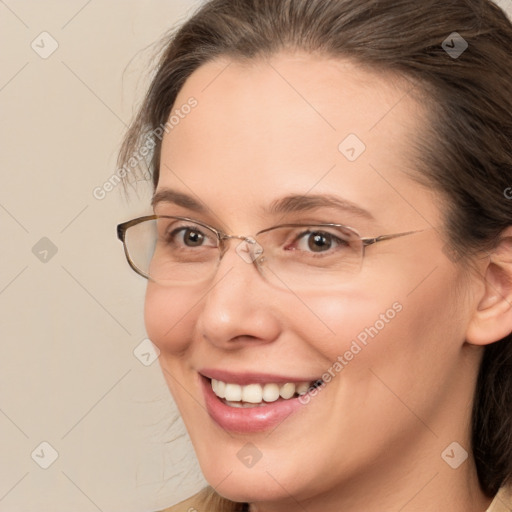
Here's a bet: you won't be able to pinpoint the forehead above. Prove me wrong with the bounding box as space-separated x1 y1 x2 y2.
157 53 439 230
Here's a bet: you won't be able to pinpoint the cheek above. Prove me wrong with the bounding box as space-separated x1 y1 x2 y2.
296 293 403 377
301 262 462 380
144 283 198 354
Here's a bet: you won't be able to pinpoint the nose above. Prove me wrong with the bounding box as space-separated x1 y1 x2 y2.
195 242 281 349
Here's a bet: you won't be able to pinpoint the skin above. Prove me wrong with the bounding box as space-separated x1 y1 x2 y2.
144 53 512 511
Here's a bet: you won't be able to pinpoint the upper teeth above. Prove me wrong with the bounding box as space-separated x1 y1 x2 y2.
211 379 311 404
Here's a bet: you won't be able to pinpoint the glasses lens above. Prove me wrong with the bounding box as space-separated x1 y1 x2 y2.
123 219 364 290
256 224 363 291
124 217 220 284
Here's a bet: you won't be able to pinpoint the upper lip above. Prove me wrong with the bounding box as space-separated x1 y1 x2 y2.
199 368 320 385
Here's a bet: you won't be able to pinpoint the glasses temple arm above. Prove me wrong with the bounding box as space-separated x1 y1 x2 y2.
361 229 427 247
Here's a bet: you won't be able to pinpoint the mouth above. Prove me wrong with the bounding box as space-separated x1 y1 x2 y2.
210 378 321 407
199 371 323 432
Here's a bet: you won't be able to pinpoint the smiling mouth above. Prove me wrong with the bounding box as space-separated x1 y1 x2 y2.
209 378 323 408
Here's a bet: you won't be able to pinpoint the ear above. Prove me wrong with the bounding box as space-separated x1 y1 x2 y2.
466 227 512 346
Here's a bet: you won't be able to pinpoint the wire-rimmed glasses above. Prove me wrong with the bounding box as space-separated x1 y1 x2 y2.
117 215 425 291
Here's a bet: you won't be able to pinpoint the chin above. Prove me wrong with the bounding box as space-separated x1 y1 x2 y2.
201 466 296 504
192 437 323 504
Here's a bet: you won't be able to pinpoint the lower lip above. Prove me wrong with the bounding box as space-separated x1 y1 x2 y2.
201 376 305 433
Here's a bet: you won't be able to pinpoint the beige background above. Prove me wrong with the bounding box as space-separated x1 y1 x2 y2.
0 2 206 511
1 1 511 511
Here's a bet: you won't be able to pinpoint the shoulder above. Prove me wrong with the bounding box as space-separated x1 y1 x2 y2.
486 484 512 512
156 486 512 511
157 491 206 512
156 488 245 512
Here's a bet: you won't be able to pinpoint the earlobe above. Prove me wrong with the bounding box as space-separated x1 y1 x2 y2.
465 231 512 346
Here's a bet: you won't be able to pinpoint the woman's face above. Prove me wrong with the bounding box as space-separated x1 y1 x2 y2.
145 54 481 506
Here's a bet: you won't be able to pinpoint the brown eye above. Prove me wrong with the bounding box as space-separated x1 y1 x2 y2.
181 228 205 247
166 223 218 249
307 233 333 252
296 231 344 253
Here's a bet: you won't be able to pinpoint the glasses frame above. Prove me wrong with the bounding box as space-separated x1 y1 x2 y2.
117 215 426 281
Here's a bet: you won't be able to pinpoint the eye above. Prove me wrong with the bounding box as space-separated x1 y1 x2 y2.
165 223 217 249
179 227 206 247
296 230 347 253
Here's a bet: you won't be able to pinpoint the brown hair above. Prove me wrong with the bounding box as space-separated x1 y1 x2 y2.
119 0 512 506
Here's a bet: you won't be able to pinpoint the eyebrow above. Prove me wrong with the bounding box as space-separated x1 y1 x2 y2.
267 194 375 221
152 189 206 212
152 188 374 221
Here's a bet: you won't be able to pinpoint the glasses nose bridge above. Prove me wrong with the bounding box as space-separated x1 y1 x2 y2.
218 233 263 263
221 233 252 243
219 232 258 247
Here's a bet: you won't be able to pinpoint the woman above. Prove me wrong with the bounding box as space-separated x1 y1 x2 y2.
116 0 512 510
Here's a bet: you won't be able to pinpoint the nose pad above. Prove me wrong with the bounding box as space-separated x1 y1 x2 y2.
235 237 264 264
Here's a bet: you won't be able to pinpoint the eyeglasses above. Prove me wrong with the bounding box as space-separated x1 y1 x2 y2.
117 215 425 291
